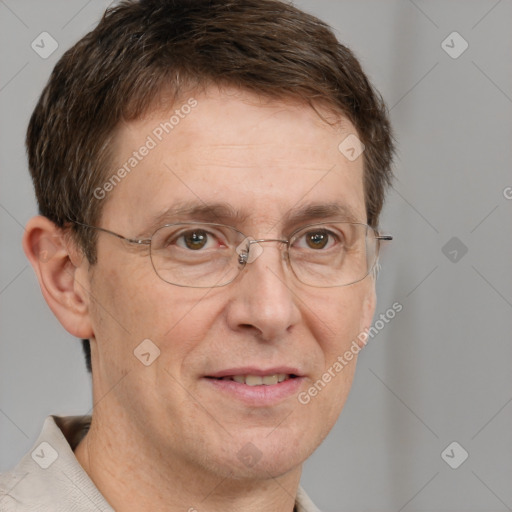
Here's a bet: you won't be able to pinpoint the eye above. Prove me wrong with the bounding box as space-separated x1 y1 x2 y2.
175 229 218 250
295 229 338 250
154 224 237 256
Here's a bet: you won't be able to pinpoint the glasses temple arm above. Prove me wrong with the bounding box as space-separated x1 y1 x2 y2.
69 219 150 245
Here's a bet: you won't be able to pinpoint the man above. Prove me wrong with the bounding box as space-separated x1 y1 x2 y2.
0 0 395 510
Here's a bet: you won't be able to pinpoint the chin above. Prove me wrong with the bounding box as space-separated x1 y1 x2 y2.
226 433 314 479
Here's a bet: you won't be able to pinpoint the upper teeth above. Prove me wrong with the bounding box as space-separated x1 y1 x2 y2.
223 374 289 386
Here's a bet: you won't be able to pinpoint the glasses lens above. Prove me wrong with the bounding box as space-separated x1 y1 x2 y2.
148 222 380 288
289 223 378 287
150 223 245 287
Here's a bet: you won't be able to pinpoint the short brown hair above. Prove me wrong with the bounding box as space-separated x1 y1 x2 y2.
26 0 396 372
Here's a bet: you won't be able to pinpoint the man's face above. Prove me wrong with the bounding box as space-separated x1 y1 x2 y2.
82 87 376 478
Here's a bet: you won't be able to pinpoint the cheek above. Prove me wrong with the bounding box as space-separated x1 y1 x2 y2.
300 290 370 429
88 259 159 357
93 263 223 364
309 285 372 356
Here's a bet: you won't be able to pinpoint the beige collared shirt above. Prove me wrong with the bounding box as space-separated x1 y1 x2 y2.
0 416 320 512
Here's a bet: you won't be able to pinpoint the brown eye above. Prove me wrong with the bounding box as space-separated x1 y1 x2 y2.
183 230 208 250
305 230 330 249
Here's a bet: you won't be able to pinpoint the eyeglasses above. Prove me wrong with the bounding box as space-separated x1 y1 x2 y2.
71 220 392 288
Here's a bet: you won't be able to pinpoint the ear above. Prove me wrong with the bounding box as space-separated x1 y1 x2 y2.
357 282 376 348
22 216 94 339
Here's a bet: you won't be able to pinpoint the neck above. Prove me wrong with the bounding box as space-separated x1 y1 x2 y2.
74 412 302 512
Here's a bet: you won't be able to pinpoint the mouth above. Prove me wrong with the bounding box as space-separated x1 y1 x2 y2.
203 368 304 405
205 373 298 386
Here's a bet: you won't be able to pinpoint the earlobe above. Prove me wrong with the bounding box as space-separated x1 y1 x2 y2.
22 215 94 339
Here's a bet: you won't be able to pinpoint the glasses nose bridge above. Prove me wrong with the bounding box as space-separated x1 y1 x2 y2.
250 237 289 255
251 237 288 246
239 237 289 266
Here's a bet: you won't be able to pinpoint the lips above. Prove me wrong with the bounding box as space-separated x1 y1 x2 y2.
209 374 292 386
205 367 302 386
204 369 304 406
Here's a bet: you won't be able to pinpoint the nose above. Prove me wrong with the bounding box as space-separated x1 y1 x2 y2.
226 241 301 341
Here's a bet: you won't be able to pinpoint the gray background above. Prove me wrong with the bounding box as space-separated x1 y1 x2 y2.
1 1 511 510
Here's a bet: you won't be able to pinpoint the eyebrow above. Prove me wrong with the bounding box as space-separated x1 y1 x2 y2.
282 202 362 226
136 200 363 238
136 202 249 238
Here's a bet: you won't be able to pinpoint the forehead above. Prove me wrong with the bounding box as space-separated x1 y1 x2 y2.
100 87 366 234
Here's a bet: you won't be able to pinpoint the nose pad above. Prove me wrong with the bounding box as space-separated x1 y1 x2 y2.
235 237 264 264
